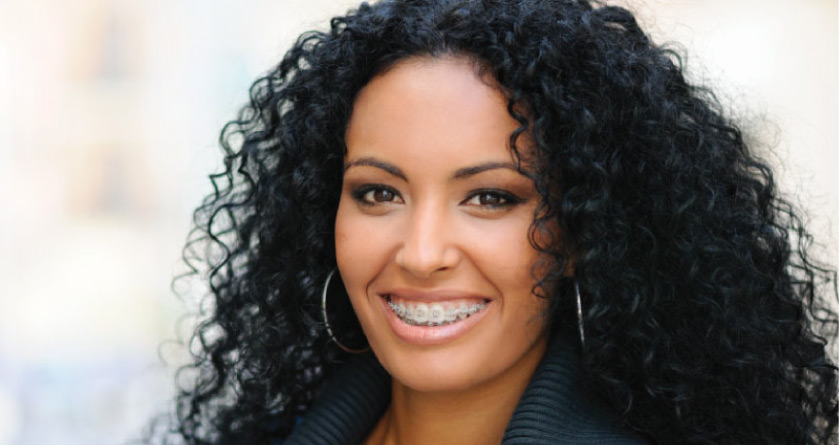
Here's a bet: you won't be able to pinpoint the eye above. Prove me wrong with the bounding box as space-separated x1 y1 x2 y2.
350 184 403 206
462 189 521 209
369 188 397 203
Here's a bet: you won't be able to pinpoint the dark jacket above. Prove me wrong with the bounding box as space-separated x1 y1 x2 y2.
285 338 646 444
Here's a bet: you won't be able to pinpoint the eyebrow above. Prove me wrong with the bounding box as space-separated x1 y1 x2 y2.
453 162 530 179
343 156 531 180
344 157 407 181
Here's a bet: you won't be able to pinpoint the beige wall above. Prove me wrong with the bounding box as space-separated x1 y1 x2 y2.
0 0 834 443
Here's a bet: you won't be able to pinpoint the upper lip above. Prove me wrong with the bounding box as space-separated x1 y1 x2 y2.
379 288 491 303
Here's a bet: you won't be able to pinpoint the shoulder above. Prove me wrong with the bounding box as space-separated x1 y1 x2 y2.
283 353 390 445
502 338 648 444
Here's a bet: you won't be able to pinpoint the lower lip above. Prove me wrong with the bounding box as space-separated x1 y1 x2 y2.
378 296 491 346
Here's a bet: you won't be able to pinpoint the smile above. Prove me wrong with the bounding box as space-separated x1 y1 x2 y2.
377 290 493 345
385 295 489 327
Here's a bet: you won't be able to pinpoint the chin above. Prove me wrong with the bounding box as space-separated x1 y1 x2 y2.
383 349 485 393
369 333 548 394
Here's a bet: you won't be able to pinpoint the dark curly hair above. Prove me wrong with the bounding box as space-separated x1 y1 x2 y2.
160 0 838 443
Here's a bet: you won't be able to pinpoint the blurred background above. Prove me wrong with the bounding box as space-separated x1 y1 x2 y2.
0 0 835 443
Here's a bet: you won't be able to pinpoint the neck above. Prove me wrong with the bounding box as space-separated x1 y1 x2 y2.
365 337 547 445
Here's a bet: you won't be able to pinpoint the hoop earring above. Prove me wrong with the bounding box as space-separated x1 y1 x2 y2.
321 269 370 354
575 281 586 348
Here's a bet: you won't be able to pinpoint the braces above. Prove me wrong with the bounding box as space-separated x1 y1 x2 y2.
387 299 487 327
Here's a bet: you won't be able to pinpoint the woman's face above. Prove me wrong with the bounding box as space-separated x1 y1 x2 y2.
335 56 549 393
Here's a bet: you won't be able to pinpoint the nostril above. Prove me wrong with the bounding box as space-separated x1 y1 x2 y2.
396 236 462 278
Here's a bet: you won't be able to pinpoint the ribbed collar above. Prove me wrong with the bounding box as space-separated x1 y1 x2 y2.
285 338 644 444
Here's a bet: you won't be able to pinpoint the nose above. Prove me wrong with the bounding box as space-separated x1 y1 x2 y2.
395 202 461 278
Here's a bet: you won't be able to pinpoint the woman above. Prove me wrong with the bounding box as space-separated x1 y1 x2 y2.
166 0 838 443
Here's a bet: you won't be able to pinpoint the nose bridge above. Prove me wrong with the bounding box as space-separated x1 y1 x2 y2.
397 196 457 277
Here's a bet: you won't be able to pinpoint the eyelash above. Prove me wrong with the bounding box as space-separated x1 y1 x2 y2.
350 184 402 206
463 189 523 209
349 184 523 210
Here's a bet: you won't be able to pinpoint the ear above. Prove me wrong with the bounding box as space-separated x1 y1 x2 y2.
563 255 575 277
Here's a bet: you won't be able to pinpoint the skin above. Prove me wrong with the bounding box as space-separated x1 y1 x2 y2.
335 56 550 445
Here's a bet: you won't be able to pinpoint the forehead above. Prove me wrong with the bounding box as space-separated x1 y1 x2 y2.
344 56 525 170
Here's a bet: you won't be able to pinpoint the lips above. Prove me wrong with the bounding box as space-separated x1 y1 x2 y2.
377 289 492 345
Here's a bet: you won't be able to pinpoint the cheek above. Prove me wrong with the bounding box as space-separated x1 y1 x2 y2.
334 201 391 303
335 203 365 287
335 201 399 352
465 217 540 287
468 217 549 326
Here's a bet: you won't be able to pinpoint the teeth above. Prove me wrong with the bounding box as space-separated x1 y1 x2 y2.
429 304 445 325
412 304 429 323
387 297 487 327
457 303 469 320
444 307 458 323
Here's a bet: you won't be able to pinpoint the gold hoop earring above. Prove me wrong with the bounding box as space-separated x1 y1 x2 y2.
321 269 370 354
